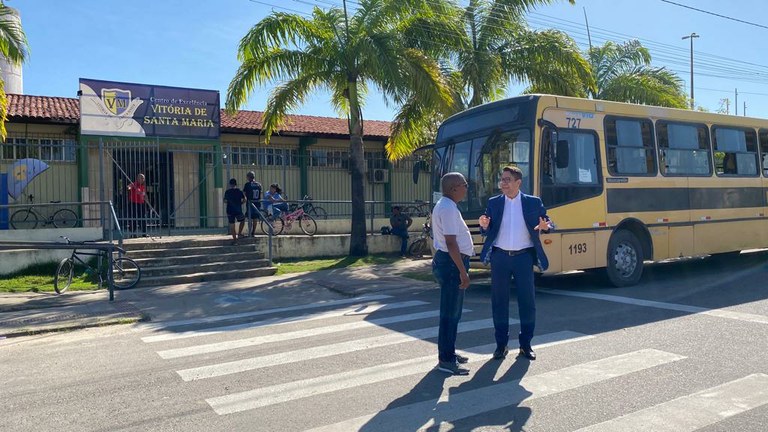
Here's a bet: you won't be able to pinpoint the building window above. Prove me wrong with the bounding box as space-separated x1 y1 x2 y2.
2 137 75 162
605 117 656 176
657 121 712 176
712 127 758 176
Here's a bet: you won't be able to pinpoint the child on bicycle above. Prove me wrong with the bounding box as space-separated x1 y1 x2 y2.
263 183 289 218
224 178 246 242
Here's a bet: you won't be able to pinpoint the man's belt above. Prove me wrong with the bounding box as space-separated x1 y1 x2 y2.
493 246 532 257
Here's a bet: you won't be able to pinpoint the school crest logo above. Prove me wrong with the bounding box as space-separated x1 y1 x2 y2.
101 88 131 115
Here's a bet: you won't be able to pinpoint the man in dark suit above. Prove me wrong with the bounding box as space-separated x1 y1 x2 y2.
478 165 553 361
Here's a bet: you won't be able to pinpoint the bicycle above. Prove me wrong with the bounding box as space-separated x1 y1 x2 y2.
10 194 79 230
408 216 432 258
403 200 431 218
259 206 317 236
299 195 328 220
54 237 141 294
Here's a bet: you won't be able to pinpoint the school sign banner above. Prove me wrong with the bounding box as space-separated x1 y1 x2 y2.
79 78 220 139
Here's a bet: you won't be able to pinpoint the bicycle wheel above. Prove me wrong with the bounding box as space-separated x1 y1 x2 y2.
299 214 317 236
111 257 141 290
10 209 39 230
310 206 328 220
403 206 419 218
52 209 78 228
408 239 428 258
260 217 284 235
54 258 74 294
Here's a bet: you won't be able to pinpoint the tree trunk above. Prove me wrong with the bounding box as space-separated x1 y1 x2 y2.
347 80 368 256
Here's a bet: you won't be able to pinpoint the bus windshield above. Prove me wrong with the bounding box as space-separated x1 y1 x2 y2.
433 128 532 215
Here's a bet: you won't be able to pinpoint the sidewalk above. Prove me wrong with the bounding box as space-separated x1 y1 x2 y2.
0 258 437 338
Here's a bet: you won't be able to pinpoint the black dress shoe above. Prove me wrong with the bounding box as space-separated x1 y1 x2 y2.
518 347 536 360
455 353 469 364
492 346 509 360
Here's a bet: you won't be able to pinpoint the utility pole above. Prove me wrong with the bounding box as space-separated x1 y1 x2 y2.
682 33 700 110
735 88 738 115
743 102 747 117
584 7 593 51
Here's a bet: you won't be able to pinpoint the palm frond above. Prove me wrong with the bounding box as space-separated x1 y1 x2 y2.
0 5 28 65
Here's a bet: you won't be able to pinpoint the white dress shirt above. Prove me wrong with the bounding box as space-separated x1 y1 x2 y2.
432 197 475 256
493 193 533 251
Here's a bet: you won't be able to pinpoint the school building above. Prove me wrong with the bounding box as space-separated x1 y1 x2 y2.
0 79 431 236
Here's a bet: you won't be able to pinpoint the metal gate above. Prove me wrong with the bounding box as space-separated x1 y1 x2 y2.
97 138 219 237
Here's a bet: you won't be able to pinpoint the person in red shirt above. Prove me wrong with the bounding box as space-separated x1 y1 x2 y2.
127 173 147 236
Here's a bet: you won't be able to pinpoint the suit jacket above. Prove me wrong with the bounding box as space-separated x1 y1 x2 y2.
479 193 553 271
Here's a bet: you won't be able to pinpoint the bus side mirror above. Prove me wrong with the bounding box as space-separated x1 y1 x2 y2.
555 140 570 169
412 162 420 184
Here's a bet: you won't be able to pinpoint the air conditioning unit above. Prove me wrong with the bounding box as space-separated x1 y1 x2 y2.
369 168 390 183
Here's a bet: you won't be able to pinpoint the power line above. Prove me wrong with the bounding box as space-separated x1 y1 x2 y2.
659 0 768 30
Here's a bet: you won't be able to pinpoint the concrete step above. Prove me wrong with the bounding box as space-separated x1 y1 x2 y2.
125 244 260 259
138 266 277 287
140 259 272 278
121 237 265 251
131 251 265 266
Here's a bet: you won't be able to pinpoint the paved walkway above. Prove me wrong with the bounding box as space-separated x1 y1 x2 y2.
0 258 437 338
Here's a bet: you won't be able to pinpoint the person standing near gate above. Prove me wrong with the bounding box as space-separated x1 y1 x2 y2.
478 165 553 361
127 173 147 237
432 172 474 375
243 171 262 237
389 206 412 257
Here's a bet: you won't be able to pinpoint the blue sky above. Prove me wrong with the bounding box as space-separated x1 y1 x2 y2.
14 0 768 120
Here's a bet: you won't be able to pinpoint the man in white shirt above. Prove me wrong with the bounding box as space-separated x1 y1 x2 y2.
478 165 553 361
431 172 475 375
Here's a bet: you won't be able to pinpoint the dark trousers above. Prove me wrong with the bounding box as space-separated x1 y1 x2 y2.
433 250 469 363
128 202 146 233
490 248 536 350
391 227 409 255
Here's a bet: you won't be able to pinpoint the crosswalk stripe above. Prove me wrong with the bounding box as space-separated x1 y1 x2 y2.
575 373 768 432
304 349 686 432
541 289 768 325
137 294 393 331
157 309 468 359
176 318 515 381
206 330 593 415
141 300 426 343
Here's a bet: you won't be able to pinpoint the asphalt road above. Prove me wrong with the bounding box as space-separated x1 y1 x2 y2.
2 251 767 431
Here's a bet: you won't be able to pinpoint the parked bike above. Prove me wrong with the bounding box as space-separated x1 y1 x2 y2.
408 216 432 258
403 200 430 218
289 195 328 220
54 237 141 293
10 194 78 230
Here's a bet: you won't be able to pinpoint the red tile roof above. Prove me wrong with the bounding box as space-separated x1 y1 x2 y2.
6 94 392 138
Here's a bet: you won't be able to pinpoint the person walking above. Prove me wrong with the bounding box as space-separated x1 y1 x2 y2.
432 172 474 375
478 165 553 361
243 171 262 237
389 206 412 257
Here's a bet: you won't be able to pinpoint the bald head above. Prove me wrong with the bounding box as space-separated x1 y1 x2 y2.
441 172 466 193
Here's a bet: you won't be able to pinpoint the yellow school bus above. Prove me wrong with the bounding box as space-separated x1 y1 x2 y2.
429 94 768 286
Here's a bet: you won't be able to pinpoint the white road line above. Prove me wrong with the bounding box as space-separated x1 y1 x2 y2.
137 294 393 331
157 309 466 359
304 349 686 432
576 374 768 432
541 289 768 325
176 318 515 381
207 331 592 415
141 300 425 343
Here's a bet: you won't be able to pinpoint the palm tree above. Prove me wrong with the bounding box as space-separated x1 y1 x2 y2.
586 40 688 109
0 3 29 140
226 0 457 256
387 0 594 160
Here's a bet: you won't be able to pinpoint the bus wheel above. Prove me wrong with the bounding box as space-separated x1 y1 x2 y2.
606 230 643 287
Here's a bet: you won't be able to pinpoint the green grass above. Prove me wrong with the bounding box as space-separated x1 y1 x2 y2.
0 262 100 293
274 255 401 275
